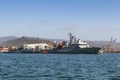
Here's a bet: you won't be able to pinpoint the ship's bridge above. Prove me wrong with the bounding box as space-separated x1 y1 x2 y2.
78 40 89 48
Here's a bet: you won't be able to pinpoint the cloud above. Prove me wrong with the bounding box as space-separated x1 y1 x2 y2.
26 20 48 27
26 20 79 32
62 24 79 31
26 20 56 28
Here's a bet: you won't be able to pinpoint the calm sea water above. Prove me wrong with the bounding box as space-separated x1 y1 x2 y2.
0 53 120 80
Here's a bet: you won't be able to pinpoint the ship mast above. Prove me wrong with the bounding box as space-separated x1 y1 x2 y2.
69 33 76 45
69 33 73 45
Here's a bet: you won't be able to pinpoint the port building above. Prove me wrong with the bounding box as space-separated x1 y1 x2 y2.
23 43 50 50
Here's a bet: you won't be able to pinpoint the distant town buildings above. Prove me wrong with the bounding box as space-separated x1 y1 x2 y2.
0 48 9 52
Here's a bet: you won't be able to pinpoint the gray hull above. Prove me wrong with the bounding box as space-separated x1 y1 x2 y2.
41 47 101 54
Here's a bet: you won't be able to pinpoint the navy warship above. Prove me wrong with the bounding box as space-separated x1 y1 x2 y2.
41 33 101 54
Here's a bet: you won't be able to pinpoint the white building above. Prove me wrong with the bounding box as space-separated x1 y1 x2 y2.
23 43 50 50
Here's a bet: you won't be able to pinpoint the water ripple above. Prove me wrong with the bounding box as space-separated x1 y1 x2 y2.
1 53 120 80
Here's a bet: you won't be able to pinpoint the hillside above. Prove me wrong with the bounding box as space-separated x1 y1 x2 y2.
1 36 54 47
86 41 120 49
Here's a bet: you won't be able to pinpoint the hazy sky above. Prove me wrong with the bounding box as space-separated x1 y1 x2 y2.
0 0 120 41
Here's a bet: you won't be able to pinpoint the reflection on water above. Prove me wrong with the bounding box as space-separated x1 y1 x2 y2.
0 53 120 80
